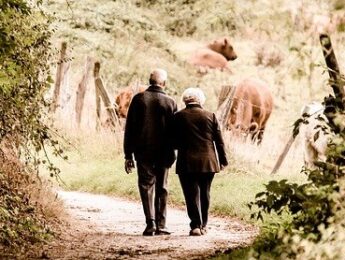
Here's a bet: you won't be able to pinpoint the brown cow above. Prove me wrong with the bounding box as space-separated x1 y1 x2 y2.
189 37 237 72
220 78 273 144
115 85 147 118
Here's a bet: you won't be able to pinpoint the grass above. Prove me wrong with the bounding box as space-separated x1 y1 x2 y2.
44 0 344 111
40 0 345 257
43 1 345 156
44 129 307 222
52 155 270 219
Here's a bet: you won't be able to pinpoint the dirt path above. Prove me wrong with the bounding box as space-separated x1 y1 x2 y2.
33 191 256 259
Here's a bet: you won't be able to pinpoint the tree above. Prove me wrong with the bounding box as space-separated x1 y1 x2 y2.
0 0 64 167
0 0 61 251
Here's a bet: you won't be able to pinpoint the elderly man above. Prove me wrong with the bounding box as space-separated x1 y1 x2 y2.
173 87 228 236
124 69 177 236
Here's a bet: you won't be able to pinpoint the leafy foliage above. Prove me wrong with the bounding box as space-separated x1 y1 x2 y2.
134 0 237 37
248 72 345 257
0 0 64 173
0 0 61 252
284 179 345 260
250 177 336 236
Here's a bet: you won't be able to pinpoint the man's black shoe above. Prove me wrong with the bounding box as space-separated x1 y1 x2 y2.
155 228 171 235
143 221 156 236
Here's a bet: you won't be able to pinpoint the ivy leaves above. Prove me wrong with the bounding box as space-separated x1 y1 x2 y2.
0 0 57 251
0 0 54 159
250 178 335 235
249 82 345 258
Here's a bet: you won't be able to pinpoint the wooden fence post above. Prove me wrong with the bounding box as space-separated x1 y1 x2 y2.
217 85 236 130
94 61 119 129
51 42 67 112
270 136 295 175
94 61 101 130
217 84 232 109
271 34 344 175
75 57 93 126
95 86 101 130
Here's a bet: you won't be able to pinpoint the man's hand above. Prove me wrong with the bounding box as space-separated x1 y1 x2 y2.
125 159 135 174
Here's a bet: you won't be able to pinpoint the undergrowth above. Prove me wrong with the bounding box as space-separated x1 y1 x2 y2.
0 152 62 256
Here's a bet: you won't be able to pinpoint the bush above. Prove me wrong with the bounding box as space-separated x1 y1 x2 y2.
0 0 61 253
0 0 65 170
247 80 345 258
0 156 52 250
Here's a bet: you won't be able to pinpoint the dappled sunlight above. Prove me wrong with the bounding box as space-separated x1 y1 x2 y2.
4 0 342 258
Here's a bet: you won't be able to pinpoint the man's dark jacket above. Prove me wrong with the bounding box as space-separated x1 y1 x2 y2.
173 104 228 174
124 85 177 167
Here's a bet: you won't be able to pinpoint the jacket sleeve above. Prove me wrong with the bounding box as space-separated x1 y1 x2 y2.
212 113 228 167
123 97 137 160
170 112 178 150
164 101 178 168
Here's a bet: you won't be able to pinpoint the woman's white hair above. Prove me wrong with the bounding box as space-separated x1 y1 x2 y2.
181 87 206 105
150 68 168 85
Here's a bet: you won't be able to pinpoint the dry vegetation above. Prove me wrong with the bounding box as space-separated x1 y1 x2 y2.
30 2 338 223
45 0 345 176
3 0 345 258
38 0 345 258
0 146 64 257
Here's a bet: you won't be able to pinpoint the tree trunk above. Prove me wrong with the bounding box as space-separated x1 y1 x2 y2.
319 34 345 99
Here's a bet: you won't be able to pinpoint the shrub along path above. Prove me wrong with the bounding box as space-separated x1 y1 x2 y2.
30 191 256 259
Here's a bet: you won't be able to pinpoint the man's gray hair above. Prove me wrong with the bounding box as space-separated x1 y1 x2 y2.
182 87 206 105
150 68 168 85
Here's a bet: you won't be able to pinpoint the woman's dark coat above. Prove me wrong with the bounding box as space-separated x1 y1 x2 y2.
173 104 228 174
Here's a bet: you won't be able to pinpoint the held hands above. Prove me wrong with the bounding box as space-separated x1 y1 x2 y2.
125 159 135 174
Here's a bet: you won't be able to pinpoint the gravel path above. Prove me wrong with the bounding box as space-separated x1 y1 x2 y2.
33 191 256 259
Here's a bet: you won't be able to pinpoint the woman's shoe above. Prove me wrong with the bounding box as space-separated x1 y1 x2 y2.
189 228 202 236
200 227 207 235
143 221 156 236
155 228 171 235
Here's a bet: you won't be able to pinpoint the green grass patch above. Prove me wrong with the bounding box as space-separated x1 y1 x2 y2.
52 155 270 219
44 131 307 221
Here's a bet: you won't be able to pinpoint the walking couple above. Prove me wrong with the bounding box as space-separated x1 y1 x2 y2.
123 68 228 236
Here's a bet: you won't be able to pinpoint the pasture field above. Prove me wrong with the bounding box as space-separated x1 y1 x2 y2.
43 0 344 243
43 0 345 218
46 128 307 221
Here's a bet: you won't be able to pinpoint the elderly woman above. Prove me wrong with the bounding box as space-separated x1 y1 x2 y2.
172 88 228 236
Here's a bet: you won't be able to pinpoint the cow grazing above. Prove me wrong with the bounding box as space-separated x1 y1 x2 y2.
115 85 147 118
219 78 273 144
300 102 330 169
189 37 237 73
